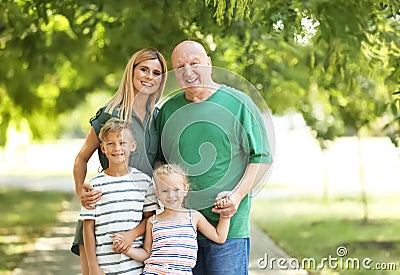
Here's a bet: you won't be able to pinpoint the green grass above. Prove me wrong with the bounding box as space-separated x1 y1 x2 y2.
0 187 72 274
251 194 400 275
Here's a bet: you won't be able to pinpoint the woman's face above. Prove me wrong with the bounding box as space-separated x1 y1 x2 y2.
133 59 163 97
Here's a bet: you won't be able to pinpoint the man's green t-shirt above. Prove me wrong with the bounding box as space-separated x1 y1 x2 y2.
156 85 272 239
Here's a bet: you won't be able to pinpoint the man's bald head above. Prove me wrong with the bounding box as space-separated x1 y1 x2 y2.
171 40 210 69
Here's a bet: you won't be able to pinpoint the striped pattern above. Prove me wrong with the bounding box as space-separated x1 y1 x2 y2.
143 212 197 274
79 168 158 274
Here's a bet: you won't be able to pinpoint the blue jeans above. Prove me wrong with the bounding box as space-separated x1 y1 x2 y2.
193 238 250 275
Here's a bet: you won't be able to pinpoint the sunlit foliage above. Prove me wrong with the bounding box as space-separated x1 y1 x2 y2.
0 0 399 146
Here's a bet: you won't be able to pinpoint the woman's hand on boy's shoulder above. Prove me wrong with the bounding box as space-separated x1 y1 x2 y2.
79 183 102 210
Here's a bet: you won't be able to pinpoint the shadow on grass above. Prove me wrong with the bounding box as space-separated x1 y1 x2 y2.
0 187 72 273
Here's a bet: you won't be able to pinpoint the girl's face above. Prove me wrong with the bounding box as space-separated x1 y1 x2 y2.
155 173 188 210
133 59 163 97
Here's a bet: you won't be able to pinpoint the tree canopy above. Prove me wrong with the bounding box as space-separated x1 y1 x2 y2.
0 0 399 146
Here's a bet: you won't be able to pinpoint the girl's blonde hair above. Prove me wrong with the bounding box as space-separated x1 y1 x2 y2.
153 164 189 190
105 48 167 122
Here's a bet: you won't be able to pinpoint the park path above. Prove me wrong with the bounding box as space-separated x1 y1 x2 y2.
0 175 307 275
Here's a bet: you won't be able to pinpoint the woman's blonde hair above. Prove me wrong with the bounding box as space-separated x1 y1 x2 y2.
105 48 167 122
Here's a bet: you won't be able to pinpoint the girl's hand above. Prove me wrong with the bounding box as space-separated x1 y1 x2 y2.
212 191 239 218
111 231 134 253
214 196 231 209
78 184 102 210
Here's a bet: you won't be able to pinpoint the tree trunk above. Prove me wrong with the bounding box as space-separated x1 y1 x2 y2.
357 133 368 223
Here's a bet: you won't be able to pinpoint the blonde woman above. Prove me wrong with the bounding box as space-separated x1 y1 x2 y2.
71 48 167 275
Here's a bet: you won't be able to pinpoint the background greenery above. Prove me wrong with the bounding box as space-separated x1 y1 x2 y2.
1 1 399 274
1 0 399 147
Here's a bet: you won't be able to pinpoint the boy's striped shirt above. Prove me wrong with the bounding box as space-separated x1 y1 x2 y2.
79 168 157 274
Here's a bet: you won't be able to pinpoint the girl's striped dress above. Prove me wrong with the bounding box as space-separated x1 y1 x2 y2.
143 210 198 275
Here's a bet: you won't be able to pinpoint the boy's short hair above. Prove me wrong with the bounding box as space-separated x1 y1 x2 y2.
153 164 188 189
99 118 134 142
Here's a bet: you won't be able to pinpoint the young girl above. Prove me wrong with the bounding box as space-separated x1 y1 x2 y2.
112 164 231 274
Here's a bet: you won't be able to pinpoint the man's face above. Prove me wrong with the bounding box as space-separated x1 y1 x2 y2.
171 43 212 99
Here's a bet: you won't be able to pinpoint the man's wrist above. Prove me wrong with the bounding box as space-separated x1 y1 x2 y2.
230 190 243 205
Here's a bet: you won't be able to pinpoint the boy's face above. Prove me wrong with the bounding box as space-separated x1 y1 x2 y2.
100 129 136 166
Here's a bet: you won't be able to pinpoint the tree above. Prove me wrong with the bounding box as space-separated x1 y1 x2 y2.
0 0 399 150
196 1 398 219
0 0 190 144
203 0 399 140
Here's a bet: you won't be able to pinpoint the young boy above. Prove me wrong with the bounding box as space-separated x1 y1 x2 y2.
79 118 158 274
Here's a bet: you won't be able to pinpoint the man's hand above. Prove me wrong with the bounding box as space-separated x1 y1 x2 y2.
78 183 102 210
111 231 134 253
212 191 240 218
